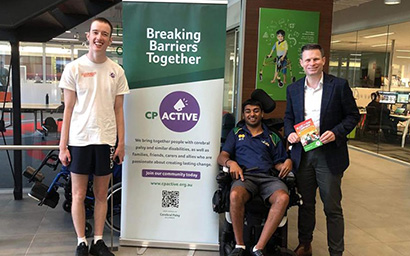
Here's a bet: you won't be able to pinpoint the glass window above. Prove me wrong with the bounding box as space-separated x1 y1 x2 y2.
45 43 73 83
330 31 360 86
20 42 43 83
330 24 410 163
356 26 390 89
223 29 239 115
389 21 410 91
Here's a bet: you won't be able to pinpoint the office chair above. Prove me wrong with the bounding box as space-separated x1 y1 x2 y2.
364 106 393 141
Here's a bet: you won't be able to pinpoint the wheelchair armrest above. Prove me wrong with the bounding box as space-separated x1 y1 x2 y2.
284 172 296 186
213 170 232 213
216 170 232 185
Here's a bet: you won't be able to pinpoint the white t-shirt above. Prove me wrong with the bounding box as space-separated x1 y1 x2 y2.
59 55 130 146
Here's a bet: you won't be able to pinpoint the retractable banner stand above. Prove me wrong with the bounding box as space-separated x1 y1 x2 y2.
121 0 227 250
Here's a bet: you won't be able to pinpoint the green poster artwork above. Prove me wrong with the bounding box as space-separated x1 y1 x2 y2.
256 8 320 100
123 2 226 89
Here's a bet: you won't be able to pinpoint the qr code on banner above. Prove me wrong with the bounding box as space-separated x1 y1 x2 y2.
162 190 179 208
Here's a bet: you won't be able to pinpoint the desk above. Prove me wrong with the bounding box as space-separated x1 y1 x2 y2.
2 103 62 131
390 114 410 148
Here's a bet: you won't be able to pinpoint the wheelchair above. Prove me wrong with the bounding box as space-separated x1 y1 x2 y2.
23 150 122 237
213 89 302 256
214 167 301 256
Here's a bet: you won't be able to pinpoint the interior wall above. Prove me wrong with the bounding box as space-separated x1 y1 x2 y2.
241 0 333 119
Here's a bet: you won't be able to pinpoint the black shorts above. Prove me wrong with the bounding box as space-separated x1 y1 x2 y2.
67 145 115 176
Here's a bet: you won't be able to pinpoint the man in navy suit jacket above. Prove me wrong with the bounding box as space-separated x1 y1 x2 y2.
284 44 360 256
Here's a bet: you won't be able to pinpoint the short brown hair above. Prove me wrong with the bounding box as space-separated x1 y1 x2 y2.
91 17 113 36
301 44 324 58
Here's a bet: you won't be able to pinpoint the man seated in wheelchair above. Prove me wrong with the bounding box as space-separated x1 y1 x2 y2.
217 98 292 256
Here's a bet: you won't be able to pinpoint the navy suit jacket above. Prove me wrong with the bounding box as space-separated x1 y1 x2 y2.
284 73 360 174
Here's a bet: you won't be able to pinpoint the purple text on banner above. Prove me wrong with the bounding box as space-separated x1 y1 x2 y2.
142 169 201 180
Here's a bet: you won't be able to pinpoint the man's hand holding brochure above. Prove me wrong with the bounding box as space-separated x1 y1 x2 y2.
293 118 323 152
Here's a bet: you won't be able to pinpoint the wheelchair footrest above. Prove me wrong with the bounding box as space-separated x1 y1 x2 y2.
28 182 60 208
28 182 48 202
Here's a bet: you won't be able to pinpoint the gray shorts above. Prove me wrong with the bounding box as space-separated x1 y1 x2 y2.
231 172 288 203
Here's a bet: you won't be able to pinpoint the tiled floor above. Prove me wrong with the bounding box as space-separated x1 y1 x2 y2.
0 148 409 256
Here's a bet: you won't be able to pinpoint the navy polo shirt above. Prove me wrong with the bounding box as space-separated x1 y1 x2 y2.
222 124 288 174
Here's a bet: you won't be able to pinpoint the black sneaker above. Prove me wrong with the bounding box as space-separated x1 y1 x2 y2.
251 249 264 256
76 242 89 256
89 240 114 256
229 247 246 256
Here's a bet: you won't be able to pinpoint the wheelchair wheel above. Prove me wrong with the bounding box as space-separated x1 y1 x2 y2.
85 222 93 238
62 199 71 212
219 240 235 256
219 218 235 256
105 182 121 232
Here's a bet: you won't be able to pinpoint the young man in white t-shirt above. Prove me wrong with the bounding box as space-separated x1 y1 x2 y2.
59 17 129 256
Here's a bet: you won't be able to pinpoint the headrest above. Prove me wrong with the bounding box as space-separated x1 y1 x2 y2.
221 112 236 140
251 89 276 113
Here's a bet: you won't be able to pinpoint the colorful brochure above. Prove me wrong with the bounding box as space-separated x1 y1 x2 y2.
294 118 323 152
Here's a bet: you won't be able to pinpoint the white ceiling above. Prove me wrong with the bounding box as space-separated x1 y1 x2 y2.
333 0 376 12
53 0 401 50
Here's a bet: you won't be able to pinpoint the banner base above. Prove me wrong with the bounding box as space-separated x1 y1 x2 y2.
119 238 219 251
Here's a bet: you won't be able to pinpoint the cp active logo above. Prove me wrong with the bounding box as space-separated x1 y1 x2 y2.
146 91 200 132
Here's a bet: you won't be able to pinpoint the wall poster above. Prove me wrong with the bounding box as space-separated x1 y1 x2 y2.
256 8 320 100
